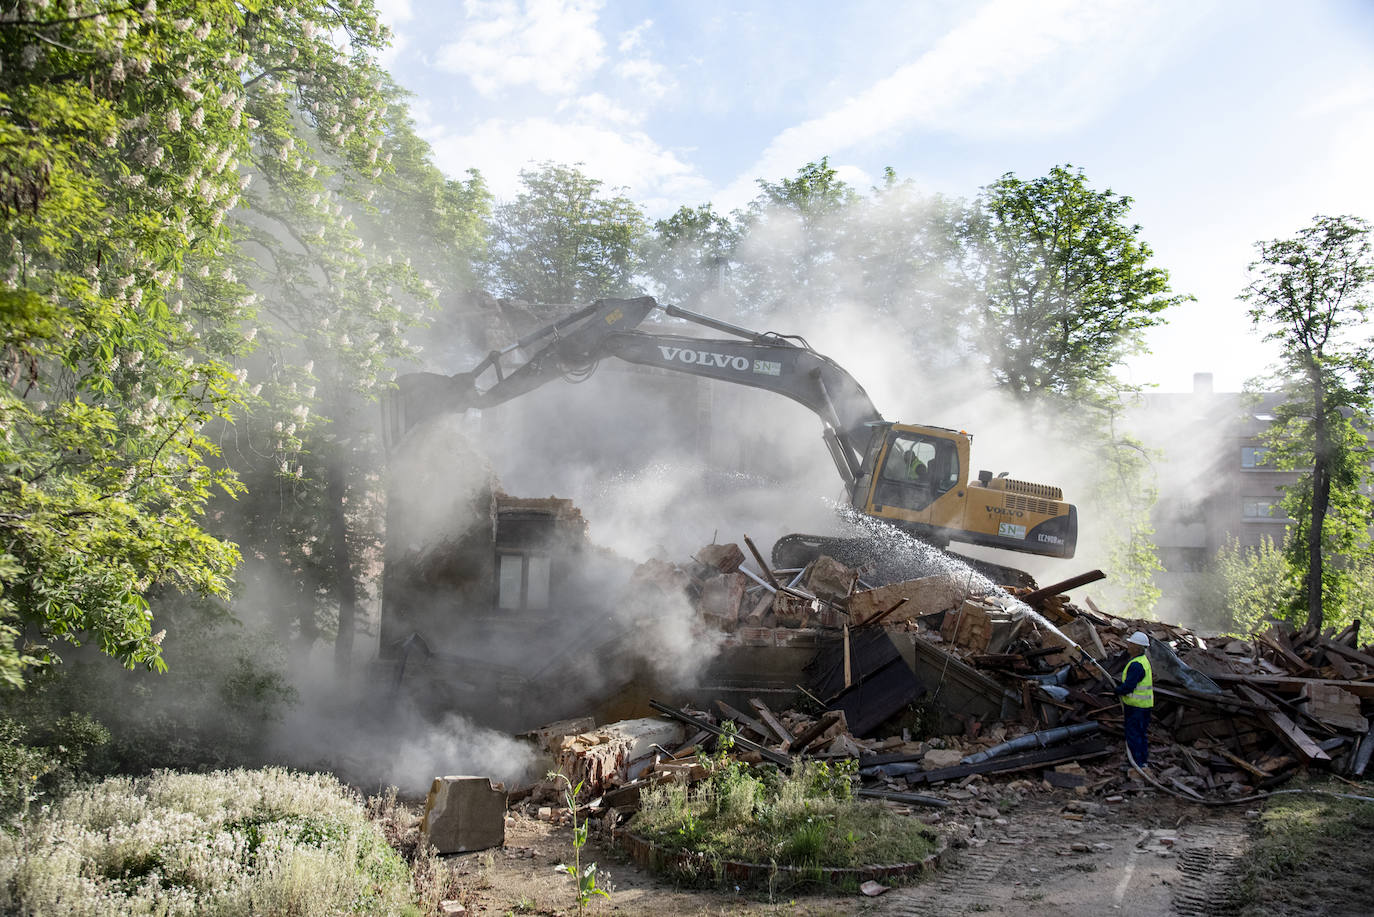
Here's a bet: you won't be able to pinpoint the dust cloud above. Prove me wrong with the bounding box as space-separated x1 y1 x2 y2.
241 172 1182 793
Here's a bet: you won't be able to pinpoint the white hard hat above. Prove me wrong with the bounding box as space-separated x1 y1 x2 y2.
1127 631 1150 647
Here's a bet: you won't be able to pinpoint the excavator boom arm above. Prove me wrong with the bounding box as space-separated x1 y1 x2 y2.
382 297 885 486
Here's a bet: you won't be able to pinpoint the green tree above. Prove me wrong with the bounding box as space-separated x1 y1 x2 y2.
735 157 858 316
971 165 1188 402
0 1 258 683
1242 214 1374 631
485 163 645 303
969 166 1188 615
1206 535 1300 635
645 203 739 307
0 0 454 685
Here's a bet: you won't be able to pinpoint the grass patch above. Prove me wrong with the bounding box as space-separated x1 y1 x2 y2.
1234 780 1374 917
629 759 938 886
0 767 422 916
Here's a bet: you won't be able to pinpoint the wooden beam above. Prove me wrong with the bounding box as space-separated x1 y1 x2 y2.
715 700 772 743
1255 630 1314 674
1017 569 1106 607
1208 672 1374 699
1318 636 1374 669
788 710 843 754
855 597 909 629
1235 685 1331 762
742 534 780 589
649 700 793 768
748 698 796 746
1212 745 1273 780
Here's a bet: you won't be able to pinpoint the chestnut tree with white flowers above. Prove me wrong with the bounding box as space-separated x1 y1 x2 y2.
0 0 485 684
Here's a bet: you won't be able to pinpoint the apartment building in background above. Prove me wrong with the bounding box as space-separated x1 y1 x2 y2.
1131 373 1302 621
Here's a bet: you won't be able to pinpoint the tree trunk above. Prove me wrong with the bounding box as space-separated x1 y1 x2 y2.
1307 366 1330 632
325 455 358 675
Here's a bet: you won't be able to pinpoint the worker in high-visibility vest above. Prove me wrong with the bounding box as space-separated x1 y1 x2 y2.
1114 631 1153 769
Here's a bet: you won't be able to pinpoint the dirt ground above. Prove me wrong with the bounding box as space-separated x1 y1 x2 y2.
433 773 1270 917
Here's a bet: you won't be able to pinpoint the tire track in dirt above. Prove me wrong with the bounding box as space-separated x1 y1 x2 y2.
879 847 1007 915
876 809 1252 917
1170 824 1248 917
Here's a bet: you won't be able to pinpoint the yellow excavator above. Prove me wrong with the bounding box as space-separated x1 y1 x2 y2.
383 296 1076 581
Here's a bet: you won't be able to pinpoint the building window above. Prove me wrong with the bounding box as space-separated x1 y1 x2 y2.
1242 498 1283 520
1240 446 1270 468
497 553 551 610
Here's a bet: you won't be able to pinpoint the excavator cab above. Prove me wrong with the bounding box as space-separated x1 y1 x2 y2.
853 423 970 534
853 423 1076 558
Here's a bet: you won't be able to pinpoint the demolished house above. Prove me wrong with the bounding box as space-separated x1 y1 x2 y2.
499 538 1372 817
378 418 661 730
644 539 1374 798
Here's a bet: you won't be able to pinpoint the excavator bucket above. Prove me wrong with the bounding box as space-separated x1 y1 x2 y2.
381 371 479 450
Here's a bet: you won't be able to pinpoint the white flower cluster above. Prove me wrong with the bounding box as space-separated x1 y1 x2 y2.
0 769 410 915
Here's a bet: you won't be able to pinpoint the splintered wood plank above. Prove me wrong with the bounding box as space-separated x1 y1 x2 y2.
788 710 843 753
1318 636 1374 669
1209 672 1374 699
748 698 796 745
1213 746 1273 779
715 700 772 743
1256 630 1314 673
648 700 793 768
1235 684 1331 762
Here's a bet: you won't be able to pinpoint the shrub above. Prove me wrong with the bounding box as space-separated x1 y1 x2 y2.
0 768 420 916
631 759 937 884
3 595 295 778
0 712 110 821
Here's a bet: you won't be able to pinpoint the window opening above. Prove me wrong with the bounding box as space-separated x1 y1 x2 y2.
497 552 552 610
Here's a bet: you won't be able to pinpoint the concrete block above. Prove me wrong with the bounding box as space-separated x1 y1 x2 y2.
922 748 965 769
805 554 858 600
849 575 967 625
420 776 508 854
695 542 745 573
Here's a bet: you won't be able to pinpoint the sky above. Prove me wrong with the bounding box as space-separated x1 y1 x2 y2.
373 0 1374 394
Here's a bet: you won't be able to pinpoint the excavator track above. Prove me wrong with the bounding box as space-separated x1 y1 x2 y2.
771 533 1037 590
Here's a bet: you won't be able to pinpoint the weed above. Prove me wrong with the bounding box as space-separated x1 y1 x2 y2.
631 760 938 885
548 771 610 915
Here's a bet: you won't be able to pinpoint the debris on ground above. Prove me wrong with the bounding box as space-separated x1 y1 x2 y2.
420 776 509 854
594 538 1374 807
439 534 1372 894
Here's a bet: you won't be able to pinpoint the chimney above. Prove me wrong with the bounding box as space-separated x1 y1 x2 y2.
1193 372 1214 395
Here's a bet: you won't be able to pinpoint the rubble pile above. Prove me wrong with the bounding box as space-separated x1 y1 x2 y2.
622 540 1374 802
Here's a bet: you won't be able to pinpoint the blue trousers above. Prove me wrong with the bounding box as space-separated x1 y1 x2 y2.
1123 705 1151 767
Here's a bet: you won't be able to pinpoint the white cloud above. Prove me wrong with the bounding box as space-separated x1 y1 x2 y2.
831 163 875 191
374 0 413 23
716 0 1150 207
562 92 640 126
617 18 652 54
420 115 711 206
609 19 674 100
614 56 674 100
437 0 607 97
